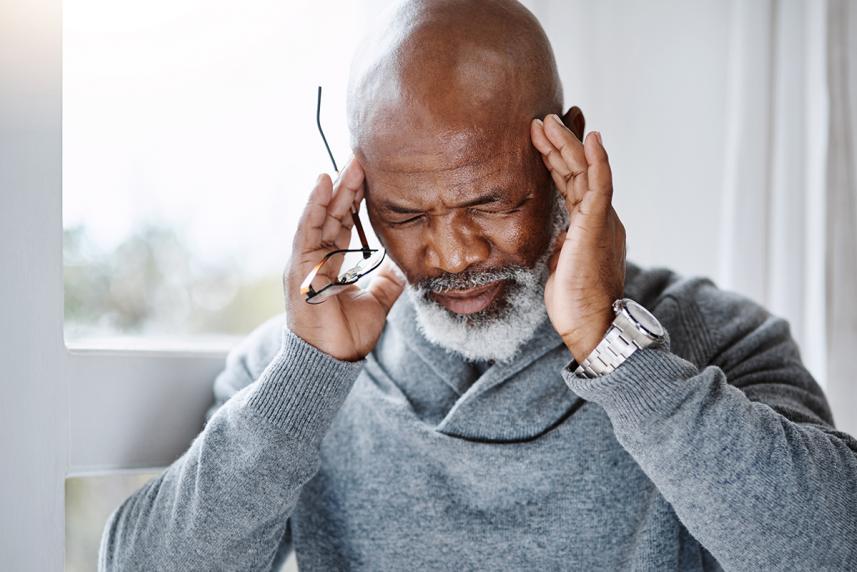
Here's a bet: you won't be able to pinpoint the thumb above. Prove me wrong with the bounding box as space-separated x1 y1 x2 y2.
367 259 406 314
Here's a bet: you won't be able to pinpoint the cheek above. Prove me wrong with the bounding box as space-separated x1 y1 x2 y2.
494 199 555 263
383 231 426 279
483 213 547 263
366 209 422 279
484 217 528 252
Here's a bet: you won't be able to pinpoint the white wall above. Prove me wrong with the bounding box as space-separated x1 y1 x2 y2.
530 0 856 435
532 0 729 281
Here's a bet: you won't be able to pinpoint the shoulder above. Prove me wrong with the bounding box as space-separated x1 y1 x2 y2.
624 259 776 368
625 258 764 316
625 260 833 426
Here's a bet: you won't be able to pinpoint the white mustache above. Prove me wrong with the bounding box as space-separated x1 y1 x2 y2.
413 267 524 295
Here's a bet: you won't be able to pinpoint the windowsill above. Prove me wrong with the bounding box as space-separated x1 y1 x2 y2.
64 335 240 357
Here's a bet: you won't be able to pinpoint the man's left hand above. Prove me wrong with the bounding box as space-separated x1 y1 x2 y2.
530 114 626 363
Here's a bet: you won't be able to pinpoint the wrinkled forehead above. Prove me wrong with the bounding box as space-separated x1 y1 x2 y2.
360 113 526 166
356 114 537 202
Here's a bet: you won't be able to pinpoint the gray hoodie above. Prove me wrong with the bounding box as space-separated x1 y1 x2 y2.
99 259 857 571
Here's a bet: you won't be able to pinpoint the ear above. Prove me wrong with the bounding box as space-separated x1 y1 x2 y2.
561 106 585 142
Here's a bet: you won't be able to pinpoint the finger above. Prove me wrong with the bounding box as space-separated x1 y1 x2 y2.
321 158 365 244
543 114 590 203
320 159 363 244
334 224 352 251
580 131 614 212
533 152 570 202
366 259 406 314
532 119 579 205
336 157 365 207
330 187 366 250
531 119 572 179
294 173 334 255
584 131 612 196
534 124 575 206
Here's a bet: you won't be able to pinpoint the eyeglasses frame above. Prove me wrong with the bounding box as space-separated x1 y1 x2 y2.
301 86 386 303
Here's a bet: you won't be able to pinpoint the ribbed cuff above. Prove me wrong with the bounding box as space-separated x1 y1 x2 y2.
561 347 699 426
245 327 366 439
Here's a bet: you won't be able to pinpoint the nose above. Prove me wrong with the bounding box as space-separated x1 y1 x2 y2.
423 213 490 274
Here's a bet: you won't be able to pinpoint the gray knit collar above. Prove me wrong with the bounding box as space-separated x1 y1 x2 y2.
386 291 564 394
385 258 644 392
371 260 644 442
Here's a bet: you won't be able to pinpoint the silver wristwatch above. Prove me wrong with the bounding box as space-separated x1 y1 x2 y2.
570 298 666 378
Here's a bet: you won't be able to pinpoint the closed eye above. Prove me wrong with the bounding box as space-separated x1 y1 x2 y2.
471 206 522 215
471 194 531 216
389 215 423 226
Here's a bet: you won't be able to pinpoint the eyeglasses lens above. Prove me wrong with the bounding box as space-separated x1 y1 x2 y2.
305 249 387 304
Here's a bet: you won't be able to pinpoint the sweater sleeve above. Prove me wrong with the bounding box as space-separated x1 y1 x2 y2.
98 325 365 572
561 285 857 572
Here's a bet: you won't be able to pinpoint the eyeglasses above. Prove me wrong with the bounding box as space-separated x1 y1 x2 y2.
300 86 387 304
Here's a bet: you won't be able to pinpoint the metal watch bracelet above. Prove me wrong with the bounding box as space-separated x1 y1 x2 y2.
569 299 662 379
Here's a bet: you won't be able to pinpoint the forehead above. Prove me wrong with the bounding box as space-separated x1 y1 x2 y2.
358 117 535 204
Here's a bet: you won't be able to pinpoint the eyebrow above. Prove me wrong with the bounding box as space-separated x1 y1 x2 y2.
378 190 505 214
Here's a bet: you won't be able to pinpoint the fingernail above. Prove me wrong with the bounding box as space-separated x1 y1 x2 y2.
549 114 565 127
594 131 603 146
533 118 544 127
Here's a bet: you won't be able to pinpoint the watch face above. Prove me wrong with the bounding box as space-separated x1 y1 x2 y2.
624 299 665 338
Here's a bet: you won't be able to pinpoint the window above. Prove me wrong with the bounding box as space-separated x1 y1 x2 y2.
61 2 390 569
65 472 158 572
63 0 388 343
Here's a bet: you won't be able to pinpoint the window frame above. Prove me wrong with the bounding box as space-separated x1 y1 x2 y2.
1 2 232 568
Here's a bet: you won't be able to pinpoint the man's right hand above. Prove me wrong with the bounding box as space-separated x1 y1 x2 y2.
283 157 405 362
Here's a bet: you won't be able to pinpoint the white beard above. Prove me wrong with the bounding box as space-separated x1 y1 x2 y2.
404 192 568 363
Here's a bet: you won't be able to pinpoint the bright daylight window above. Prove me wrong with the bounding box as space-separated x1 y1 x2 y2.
63 0 386 346
63 2 387 570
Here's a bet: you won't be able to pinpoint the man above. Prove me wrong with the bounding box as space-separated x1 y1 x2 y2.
99 1 857 570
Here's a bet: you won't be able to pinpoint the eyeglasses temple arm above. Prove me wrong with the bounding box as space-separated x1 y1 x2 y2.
316 86 339 173
318 85 372 259
351 209 373 258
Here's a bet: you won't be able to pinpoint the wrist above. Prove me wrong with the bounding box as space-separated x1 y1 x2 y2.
565 298 669 379
562 308 615 363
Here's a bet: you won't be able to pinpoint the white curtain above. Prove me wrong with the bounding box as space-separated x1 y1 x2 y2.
718 0 857 434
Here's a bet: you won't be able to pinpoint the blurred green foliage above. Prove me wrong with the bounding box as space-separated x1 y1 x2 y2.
63 223 284 339
63 223 290 571
65 473 158 572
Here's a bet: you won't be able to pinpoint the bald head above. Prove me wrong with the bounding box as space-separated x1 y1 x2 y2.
347 0 563 163
348 0 575 317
